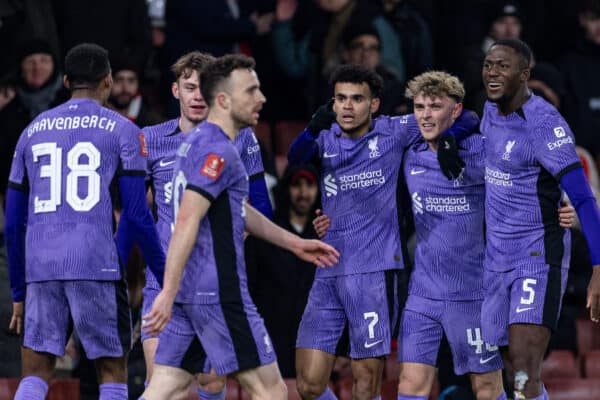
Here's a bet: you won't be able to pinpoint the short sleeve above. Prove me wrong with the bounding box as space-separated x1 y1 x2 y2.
389 114 421 149
8 131 29 190
237 129 265 179
532 114 581 179
183 142 234 202
118 120 147 175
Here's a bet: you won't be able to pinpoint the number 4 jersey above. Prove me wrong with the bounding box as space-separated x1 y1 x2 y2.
8 98 147 282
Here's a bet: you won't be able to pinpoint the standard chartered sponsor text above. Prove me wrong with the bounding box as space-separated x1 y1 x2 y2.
338 169 385 190
485 167 513 187
425 195 470 212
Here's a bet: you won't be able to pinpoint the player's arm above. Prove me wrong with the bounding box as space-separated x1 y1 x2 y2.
288 99 336 165
244 203 339 267
5 186 27 334
249 174 273 219
437 109 480 180
559 167 600 321
116 175 165 285
143 189 210 336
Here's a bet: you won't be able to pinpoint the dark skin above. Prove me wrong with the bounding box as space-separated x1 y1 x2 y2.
483 44 600 398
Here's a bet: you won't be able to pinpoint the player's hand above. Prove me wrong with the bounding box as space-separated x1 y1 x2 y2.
558 203 575 228
142 290 175 337
587 266 600 323
9 302 23 335
437 134 465 180
292 238 339 268
312 209 331 239
307 99 336 137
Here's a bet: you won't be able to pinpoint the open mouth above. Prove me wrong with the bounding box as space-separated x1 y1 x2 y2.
487 82 503 91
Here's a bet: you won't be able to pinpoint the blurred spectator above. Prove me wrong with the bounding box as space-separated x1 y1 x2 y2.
53 0 152 72
0 39 68 197
319 23 408 115
559 0 600 160
245 163 320 377
376 0 434 80
528 61 567 110
108 56 162 126
272 0 404 112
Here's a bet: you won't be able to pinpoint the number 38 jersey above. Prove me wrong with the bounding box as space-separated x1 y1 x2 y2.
8 98 147 282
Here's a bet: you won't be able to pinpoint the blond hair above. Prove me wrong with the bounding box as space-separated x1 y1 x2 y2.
170 51 215 80
405 71 465 102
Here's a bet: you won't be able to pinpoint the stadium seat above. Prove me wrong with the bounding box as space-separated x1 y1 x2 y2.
0 378 19 400
254 120 272 154
576 319 600 355
47 378 80 400
583 349 600 378
541 350 580 380
545 378 600 400
274 120 307 156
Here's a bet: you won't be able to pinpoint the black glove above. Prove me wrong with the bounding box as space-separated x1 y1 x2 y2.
437 133 465 180
307 99 336 137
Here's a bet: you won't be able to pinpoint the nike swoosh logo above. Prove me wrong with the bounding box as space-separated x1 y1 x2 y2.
323 152 338 158
515 306 534 313
410 169 425 175
159 159 175 167
364 339 383 349
480 355 498 364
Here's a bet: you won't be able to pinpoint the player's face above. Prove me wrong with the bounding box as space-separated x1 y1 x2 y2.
289 179 318 216
109 70 138 109
413 93 462 143
489 16 522 40
173 70 208 125
229 68 266 128
344 35 381 71
333 82 379 135
21 53 54 90
482 45 527 104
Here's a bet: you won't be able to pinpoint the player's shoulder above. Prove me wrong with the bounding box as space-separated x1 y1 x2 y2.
142 118 179 145
523 95 569 137
189 123 238 158
236 127 257 143
374 113 416 133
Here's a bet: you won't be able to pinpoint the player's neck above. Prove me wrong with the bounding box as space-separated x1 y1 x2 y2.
341 119 372 139
427 139 438 152
206 113 239 141
497 87 531 116
178 116 198 134
70 91 105 105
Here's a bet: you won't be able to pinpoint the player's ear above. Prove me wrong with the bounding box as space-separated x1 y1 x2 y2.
172 81 179 100
520 67 530 83
216 92 229 110
370 97 381 115
63 75 70 89
452 102 463 120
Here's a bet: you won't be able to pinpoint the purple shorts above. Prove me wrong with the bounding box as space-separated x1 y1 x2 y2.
154 300 276 375
296 270 399 359
398 294 502 375
481 263 569 347
24 280 131 359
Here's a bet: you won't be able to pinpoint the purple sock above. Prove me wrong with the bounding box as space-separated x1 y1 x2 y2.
496 392 507 400
397 395 427 400
14 376 48 400
99 382 128 400
198 386 227 400
316 386 338 400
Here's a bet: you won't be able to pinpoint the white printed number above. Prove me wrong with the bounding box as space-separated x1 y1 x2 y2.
520 279 537 305
33 142 101 213
467 328 498 354
171 170 187 232
364 312 379 339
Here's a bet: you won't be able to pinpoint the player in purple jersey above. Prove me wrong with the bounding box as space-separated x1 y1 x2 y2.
480 39 600 400
141 52 272 399
139 55 339 400
4 43 165 400
287 65 480 400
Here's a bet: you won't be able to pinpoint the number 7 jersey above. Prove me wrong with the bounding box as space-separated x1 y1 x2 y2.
8 98 147 282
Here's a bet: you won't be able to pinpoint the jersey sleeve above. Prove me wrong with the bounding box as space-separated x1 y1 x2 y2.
118 120 148 175
183 142 234 202
7 130 29 190
389 114 422 149
532 114 582 179
238 129 265 179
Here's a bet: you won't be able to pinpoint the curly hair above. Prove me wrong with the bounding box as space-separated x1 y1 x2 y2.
405 70 465 103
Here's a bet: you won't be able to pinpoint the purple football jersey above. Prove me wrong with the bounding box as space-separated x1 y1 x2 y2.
481 94 577 272
404 135 486 300
315 114 421 277
8 98 146 282
171 121 249 304
144 121 264 290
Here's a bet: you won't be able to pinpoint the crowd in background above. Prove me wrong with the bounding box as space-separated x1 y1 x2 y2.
0 0 599 398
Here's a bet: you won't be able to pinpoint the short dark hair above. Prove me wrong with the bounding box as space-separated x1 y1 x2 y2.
64 43 111 87
171 51 215 81
490 38 532 69
200 54 256 107
329 64 383 98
